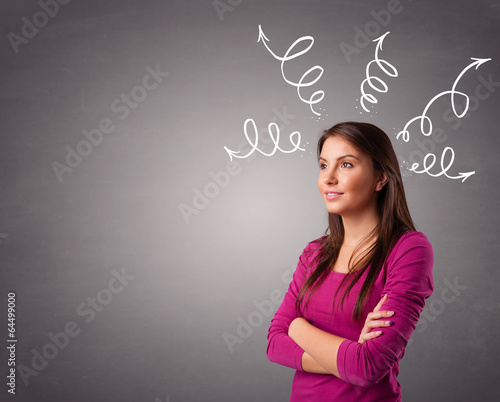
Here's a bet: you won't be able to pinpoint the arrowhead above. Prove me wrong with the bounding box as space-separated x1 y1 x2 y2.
470 57 491 69
458 170 475 182
373 31 390 49
257 25 269 43
223 146 239 162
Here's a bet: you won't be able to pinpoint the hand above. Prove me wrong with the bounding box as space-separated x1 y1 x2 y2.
358 294 395 344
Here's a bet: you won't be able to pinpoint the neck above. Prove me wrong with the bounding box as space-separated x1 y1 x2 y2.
341 209 379 247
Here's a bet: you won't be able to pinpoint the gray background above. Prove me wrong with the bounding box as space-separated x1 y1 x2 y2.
1 0 499 401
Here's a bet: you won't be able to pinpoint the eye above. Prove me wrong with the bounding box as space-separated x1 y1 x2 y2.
341 161 353 168
319 163 327 170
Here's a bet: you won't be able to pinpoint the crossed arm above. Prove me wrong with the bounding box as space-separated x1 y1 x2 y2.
268 233 434 386
287 294 394 377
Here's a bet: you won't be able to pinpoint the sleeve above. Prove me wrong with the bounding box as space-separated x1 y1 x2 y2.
336 232 434 387
266 241 320 371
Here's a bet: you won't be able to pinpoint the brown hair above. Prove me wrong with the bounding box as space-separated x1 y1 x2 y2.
296 122 416 320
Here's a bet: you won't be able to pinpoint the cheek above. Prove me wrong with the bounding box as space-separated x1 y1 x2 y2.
342 173 373 194
339 175 352 190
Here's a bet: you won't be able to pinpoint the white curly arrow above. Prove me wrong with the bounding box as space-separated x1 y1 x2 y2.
397 57 491 142
398 57 491 182
257 25 325 116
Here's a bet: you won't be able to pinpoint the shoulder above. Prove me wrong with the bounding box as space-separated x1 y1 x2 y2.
386 231 434 275
383 231 434 302
306 235 327 250
391 231 433 257
297 235 327 269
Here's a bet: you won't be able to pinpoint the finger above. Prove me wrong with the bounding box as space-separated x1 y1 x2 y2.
367 311 384 320
364 320 393 330
367 309 394 321
358 320 392 341
362 330 382 341
373 294 388 313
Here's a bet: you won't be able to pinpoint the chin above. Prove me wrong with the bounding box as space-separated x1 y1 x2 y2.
325 206 342 215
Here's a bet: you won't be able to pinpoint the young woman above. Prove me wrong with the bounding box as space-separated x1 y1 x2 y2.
267 122 434 401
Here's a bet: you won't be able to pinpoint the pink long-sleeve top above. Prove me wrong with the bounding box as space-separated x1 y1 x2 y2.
267 231 434 401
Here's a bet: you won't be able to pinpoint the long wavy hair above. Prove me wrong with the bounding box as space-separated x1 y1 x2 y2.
296 122 416 320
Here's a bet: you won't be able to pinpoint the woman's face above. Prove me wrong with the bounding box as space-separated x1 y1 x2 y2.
318 136 384 219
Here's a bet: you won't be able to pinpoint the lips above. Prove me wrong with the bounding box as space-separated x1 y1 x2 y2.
324 191 343 200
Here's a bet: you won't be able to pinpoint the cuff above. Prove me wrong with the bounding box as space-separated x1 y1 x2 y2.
293 344 306 371
337 339 355 382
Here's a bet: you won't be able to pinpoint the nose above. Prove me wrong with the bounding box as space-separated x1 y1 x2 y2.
323 167 337 185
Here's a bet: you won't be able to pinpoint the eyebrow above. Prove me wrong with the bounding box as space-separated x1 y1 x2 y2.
318 154 362 162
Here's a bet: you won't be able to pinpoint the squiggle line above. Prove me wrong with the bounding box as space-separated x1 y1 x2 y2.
397 57 491 142
257 25 325 116
397 57 490 182
409 147 475 182
360 32 398 112
224 118 304 161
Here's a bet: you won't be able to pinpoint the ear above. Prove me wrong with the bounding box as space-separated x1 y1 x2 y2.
375 171 388 191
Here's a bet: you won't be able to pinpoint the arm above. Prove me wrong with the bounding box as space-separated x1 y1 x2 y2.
266 242 318 370
288 317 345 376
291 232 434 387
289 294 395 376
300 352 331 374
338 232 434 387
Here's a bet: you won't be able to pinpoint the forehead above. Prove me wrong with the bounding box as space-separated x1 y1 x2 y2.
320 136 363 158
